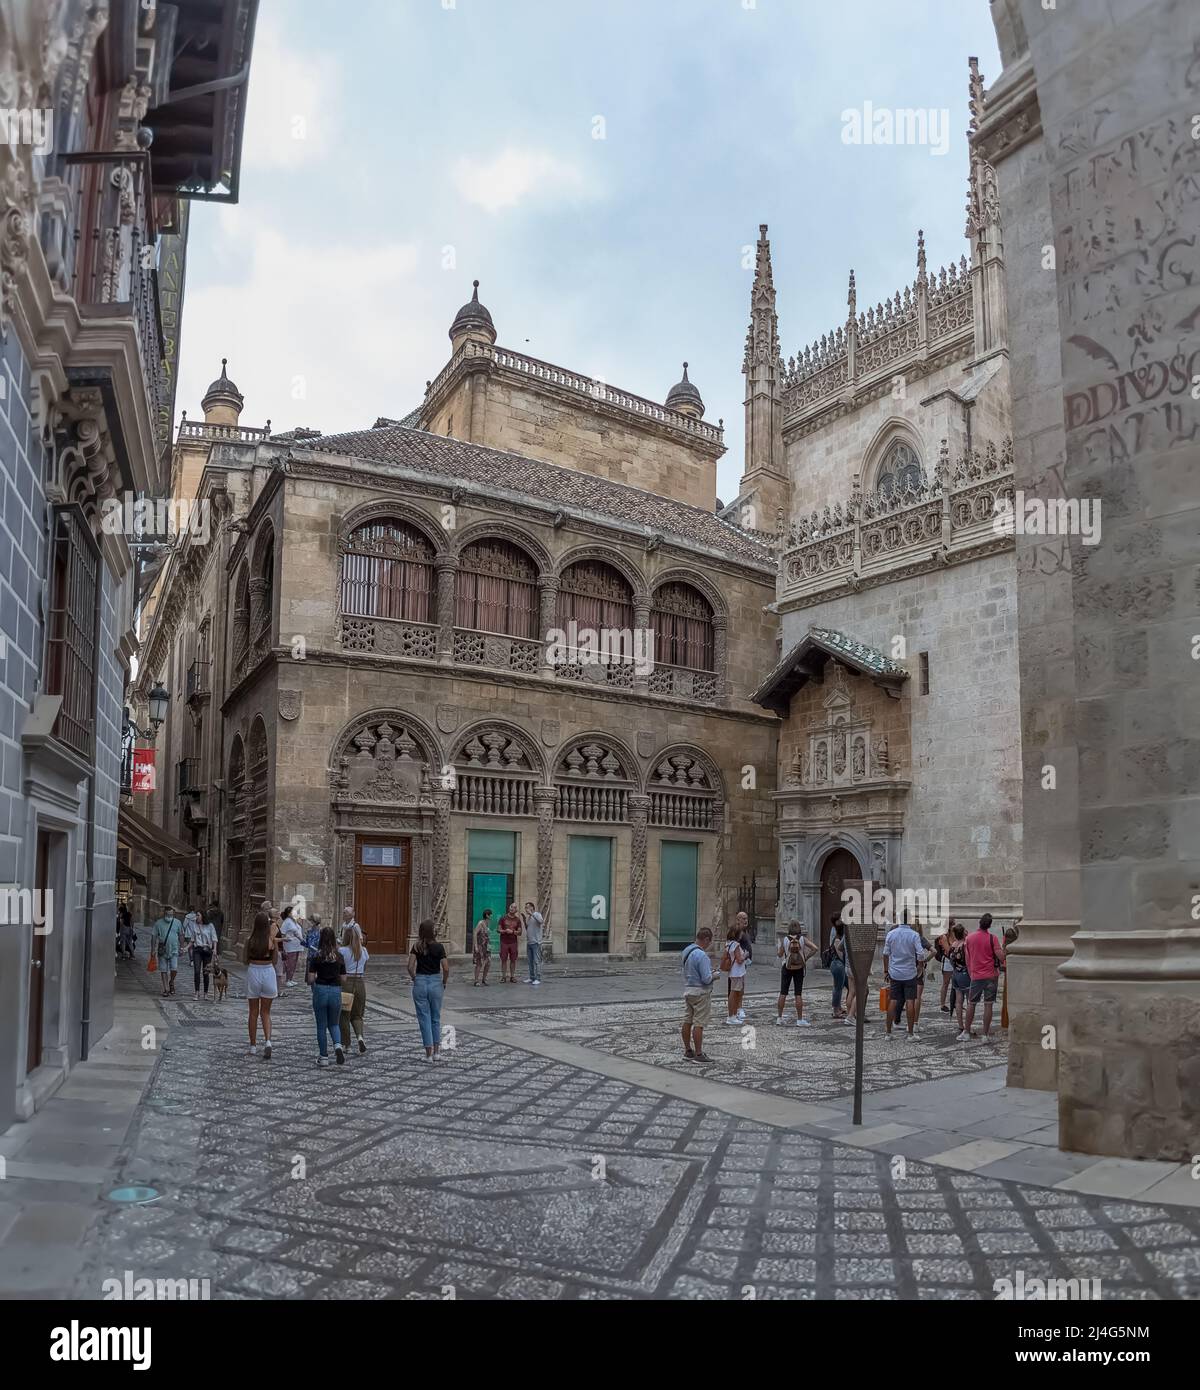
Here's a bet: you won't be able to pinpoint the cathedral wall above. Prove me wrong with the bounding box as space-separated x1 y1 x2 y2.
781 353 1011 521
779 549 1022 919
450 375 719 511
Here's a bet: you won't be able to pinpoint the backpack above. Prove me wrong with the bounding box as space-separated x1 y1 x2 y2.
785 936 806 971
719 944 733 972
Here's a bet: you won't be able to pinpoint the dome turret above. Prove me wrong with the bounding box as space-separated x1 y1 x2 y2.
449 280 496 351
665 361 704 419
201 358 244 424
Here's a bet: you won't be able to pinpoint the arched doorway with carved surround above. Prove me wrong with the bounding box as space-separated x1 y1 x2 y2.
819 847 862 953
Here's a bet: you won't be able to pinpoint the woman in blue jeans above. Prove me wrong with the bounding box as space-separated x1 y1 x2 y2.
306 926 346 1066
406 918 449 1062
828 917 850 1018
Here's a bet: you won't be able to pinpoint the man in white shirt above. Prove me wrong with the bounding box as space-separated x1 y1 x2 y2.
522 901 544 986
882 920 926 1039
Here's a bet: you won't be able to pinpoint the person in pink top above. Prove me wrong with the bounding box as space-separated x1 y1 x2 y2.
962 913 1006 1039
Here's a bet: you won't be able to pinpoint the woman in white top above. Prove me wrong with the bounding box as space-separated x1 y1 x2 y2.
338 922 370 1055
280 909 306 988
723 923 748 1025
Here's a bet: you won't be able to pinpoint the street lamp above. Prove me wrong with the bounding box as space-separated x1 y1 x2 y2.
125 681 169 739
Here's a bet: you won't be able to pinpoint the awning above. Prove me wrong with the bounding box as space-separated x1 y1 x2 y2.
752 626 909 717
118 805 200 868
116 859 148 886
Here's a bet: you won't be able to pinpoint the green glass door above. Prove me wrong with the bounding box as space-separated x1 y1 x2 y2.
659 840 699 949
467 830 516 951
567 835 612 954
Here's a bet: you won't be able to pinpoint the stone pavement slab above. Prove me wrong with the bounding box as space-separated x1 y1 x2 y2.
1055 1159 1187 1200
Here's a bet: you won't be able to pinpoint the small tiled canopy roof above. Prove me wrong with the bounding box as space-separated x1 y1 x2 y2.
752 626 909 716
290 424 772 565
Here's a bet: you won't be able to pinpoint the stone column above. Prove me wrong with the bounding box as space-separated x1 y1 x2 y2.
431 789 451 941
538 576 559 677
434 555 457 665
633 596 650 695
984 0 1200 1157
712 615 728 704
627 793 649 959
710 804 726 934
534 787 556 959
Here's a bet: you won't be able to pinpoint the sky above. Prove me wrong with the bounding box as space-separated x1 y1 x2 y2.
174 0 1002 507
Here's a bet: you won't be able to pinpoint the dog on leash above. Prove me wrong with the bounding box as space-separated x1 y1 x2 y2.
212 964 229 1001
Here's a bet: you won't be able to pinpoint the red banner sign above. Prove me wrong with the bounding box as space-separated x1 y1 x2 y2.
132 747 156 794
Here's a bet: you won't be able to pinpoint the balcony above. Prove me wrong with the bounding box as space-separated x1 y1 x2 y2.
177 758 202 798
186 659 212 705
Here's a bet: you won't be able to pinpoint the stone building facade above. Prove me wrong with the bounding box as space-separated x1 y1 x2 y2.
0 0 256 1128
982 0 1200 1160
730 79 1023 945
131 295 780 958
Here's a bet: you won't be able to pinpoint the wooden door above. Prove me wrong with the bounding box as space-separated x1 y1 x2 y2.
819 848 861 953
354 837 411 953
27 832 50 1074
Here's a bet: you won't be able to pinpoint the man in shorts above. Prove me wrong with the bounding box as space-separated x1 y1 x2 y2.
882 917 925 1039
151 905 182 997
473 909 493 986
963 913 1005 1039
680 926 715 1062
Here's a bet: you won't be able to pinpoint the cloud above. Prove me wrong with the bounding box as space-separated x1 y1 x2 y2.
240 10 342 170
451 147 592 214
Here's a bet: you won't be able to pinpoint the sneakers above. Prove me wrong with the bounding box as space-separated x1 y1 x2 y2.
358 1037 367 1054
247 1044 257 1056
724 1015 740 1026
262 1041 273 1060
683 1048 695 1060
736 1010 746 1023
796 1018 811 1027
531 979 541 987
316 1056 329 1067
287 980 296 988
335 1045 345 1065
522 978 532 984
910 1029 920 1040
691 1051 712 1063
773 1015 786 1026
956 1030 970 1041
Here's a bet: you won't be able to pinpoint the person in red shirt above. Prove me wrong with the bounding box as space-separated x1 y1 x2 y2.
962 913 1006 1039
497 903 522 983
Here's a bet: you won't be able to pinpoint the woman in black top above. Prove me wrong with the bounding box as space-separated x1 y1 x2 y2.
406 918 449 1061
306 925 347 1066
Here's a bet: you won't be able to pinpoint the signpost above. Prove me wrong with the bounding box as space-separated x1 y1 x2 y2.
844 879 878 1127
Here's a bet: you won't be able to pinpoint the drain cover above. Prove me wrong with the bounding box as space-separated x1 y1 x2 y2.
106 1186 159 1203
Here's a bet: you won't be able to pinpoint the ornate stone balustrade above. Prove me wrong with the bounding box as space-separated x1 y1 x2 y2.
452 628 542 674
341 616 439 659
179 419 270 444
778 438 1014 608
451 772 537 816
556 783 630 823
647 663 719 704
423 339 724 445
647 790 716 830
782 249 974 420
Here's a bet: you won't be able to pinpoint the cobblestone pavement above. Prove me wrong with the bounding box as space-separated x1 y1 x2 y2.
66 959 1200 1301
470 972 1007 1103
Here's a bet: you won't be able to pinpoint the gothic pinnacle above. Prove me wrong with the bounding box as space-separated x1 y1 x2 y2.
848 269 856 316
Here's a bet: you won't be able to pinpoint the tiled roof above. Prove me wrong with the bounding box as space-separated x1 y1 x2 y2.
752 626 908 715
292 424 773 566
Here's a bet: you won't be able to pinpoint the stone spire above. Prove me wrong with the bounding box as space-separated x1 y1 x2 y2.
964 56 1007 359
742 224 780 373
916 228 927 287
847 268 856 318
739 223 787 528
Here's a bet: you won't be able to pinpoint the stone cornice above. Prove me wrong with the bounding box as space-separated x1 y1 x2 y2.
973 52 1041 167
237 644 779 728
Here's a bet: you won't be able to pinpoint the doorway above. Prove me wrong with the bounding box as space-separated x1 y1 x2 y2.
658 840 699 950
465 830 517 952
819 848 861 953
353 837 411 953
26 831 52 1075
567 835 612 953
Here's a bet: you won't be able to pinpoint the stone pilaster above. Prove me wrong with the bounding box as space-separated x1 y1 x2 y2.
712 615 729 704
248 576 269 655
431 789 451 941
434 554 457 665
534 787 556 959
710 804 727 934
633 597 650 695
627 793 649 959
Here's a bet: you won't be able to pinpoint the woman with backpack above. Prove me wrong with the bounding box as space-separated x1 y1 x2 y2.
775 920 815 1026
722 924 748 1025
827 917 850 1019
947 922 971 1038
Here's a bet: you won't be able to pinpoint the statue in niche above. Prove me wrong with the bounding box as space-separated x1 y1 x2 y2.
833 725 847 776
815 742 828 782
852 738 866 778
872 840 888 886
782 843 798 911
872 734 889 775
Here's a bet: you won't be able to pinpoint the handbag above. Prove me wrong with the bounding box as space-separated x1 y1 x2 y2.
147 952 157 973
878 986 889 1013
340 990 355 1012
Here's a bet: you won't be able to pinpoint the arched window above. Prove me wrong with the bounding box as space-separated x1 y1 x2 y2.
341 520 435 622
555 559 634 636
254 533 274 649
876 440 923 497
455 539 537 639
231 564 250 675
651 582 714 671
